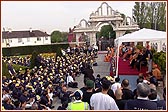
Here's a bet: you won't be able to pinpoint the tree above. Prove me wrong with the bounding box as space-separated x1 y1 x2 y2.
133 2 148 29
62 32 68 42
51 31 63 43
51 31 68 43
133 2 166 31
97 25 116 40
30 50 39 69
155 2 166 31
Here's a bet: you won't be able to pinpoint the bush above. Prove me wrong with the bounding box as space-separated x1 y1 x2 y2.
153 51 166 72
136 45 144 50
2 61 10 78
2 61 28 78
150 47 156 54
41 53 56 58
12 64 28 73
30 50 39 69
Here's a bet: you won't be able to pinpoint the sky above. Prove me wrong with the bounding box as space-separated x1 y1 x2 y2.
2 1 135 34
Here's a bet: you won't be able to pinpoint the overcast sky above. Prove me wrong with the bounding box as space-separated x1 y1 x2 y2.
2 1 135 34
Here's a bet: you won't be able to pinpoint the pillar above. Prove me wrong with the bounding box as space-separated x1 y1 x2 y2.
157 41 161 52
75 33 81 46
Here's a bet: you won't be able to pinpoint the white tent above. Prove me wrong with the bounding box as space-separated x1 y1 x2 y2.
115 28 167 76
116 28 166 46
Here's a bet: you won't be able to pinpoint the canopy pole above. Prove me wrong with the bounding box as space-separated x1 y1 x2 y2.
115 41 120 78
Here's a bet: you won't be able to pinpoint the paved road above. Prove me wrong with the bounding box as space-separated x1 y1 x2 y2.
52 53 109 110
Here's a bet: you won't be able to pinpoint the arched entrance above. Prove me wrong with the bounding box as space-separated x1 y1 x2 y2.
73 2 139 46
96 23 116 50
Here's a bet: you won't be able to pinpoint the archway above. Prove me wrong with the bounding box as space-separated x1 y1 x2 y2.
96 24 116 50
72 2 139 46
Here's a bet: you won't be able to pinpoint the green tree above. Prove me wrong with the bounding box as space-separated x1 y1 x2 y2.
133 2 148 29
51 31 68 43
51 31 63 43
155 2 166 31
97 25 116 40
133 2 166 31
30 50 39 69
62 32 68 42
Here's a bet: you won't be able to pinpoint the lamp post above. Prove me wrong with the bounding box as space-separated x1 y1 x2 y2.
154 8 157 30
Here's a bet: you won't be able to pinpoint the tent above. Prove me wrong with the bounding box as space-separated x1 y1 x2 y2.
114 28 167 76
116 28 166 45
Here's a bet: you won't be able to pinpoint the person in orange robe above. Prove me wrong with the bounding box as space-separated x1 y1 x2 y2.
152 64 162 80
110 47 114 58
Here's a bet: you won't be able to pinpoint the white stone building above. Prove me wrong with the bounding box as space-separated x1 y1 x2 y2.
2 29 51 48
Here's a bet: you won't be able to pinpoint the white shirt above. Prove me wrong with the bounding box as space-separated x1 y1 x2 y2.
67 75 74 84
93 45 98 50
2 94 10 101
48 92 54 101
90 92 119 110
67 48 70 53
61 49 66 56
111 82 121 93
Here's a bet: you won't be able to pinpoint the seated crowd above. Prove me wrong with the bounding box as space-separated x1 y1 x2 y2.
2 43 165 110
2 45 98 110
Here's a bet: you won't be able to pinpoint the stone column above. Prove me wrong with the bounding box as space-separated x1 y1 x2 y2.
143 42 146 47
75 33 81 46
92 32 97 45
99 40 101 51
157 41 161 52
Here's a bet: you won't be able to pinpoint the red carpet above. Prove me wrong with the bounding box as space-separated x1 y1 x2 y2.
118 57 148 75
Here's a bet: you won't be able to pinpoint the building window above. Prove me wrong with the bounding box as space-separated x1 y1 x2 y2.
2 39 4 43
18 38 22 43
27 38 30 42
45 37 48 40
37 37 41 41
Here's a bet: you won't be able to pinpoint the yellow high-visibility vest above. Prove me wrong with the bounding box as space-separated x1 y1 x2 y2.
68 101 89 110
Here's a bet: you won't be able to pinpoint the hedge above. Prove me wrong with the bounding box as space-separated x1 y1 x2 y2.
2 43 69 56
2 61 10 78
2 61 28 78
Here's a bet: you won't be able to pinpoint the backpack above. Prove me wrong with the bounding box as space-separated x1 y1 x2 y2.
95 78 101 88
150 76 158 86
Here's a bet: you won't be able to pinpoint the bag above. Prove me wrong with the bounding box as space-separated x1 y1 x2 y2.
95 78 101 88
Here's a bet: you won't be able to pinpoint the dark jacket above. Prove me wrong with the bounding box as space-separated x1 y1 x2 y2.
122 88 134 100
124 99 157 110
83 68 95 81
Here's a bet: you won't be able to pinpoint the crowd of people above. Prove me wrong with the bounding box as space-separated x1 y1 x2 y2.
2 44 98 110
104 47 114 62
2 42 166 110
119 42 162 80
59 74 166 110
